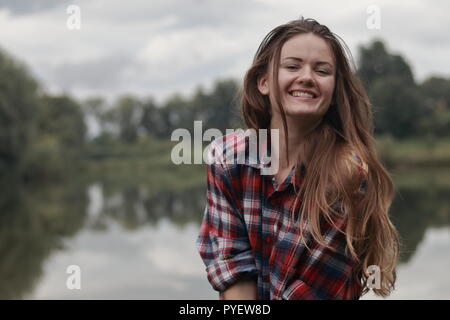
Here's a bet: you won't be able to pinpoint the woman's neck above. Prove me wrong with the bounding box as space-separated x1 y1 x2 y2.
269 114 322 169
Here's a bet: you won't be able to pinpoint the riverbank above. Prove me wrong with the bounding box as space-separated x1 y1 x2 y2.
81 135 450 189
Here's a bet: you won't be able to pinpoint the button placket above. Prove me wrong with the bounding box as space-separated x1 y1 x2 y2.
271 176 278 190
261 196 273 298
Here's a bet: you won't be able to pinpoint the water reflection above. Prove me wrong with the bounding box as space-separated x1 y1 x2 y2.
0 176 88 299
88 180 206 230
0 168 448 299
392 187 450 263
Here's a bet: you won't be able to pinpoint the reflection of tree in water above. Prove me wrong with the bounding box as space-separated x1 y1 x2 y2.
391 186 450 263
98 182 206 229
142 186 206 226
2 170 446 299
0 176 88 299
96 176 450 265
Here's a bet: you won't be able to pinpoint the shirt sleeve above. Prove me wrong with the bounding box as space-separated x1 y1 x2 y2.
282 271 362 300
196 145 258 294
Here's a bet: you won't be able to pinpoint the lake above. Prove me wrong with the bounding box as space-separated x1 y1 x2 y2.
0 167 448 299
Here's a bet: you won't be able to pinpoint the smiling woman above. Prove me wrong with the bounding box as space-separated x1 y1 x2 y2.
258 33 336 122
196 17 400 300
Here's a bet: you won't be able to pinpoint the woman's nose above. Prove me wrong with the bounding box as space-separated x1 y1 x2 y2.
295 66 314 85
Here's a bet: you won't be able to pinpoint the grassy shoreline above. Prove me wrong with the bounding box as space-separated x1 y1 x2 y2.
85 135 450 169
375 135 450 170
81 135 450 190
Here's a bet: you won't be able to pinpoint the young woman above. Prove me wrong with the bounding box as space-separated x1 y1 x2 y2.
196 17 400 300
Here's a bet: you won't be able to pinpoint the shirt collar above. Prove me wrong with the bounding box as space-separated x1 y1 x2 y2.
242 129 305 188
243 128 272 170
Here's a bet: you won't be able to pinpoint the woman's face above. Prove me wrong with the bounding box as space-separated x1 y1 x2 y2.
258 33 336 120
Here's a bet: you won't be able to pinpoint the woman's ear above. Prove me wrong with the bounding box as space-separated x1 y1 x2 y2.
257 74 270 95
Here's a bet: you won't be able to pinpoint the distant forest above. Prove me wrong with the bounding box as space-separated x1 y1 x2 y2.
1 39 449 181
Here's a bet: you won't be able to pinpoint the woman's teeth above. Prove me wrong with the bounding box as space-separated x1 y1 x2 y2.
290 91 314 98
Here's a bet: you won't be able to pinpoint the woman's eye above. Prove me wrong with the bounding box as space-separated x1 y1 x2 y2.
286 65 299 70
317 69 330 75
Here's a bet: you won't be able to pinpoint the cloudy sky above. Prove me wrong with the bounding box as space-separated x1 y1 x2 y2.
0 0 448 104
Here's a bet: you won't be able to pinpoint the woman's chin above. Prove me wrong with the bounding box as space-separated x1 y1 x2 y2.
284 104 321 117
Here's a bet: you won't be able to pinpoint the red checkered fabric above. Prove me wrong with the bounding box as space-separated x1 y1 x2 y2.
196 129 365 300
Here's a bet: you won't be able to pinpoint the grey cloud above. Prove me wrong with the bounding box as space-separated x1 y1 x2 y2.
50 54 134 90
161 0 270 30
0 0 69 15
1 0 449 103
66 0 269 30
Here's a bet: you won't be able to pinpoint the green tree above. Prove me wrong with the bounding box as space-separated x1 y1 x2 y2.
191 79 240 132
106 95 142 144
159 94 191 137
418 76 450 137
370 76 424 138
38 94 87 150
358 39 415 91
23 94 87 180
357 40 426 138
140 97 164 138
83 96 107 136
0 48 39 178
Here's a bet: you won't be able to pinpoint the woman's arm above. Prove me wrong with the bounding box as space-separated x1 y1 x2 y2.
197 139 259 299
223 278 258 300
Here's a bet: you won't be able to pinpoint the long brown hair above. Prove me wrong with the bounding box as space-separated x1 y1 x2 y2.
241 17 400 297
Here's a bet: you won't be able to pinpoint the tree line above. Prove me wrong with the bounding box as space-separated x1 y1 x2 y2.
1 39 449 181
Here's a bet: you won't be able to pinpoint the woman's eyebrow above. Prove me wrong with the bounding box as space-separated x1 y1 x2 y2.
283 57 334 68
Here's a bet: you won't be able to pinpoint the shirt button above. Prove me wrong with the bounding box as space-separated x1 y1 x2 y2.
271 177 278 188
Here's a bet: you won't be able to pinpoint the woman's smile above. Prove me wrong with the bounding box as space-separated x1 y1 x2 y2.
287 89 319 102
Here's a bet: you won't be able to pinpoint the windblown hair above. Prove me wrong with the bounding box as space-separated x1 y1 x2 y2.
240 17 400 297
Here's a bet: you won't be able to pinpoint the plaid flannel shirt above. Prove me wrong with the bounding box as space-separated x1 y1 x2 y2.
196 129 367 300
